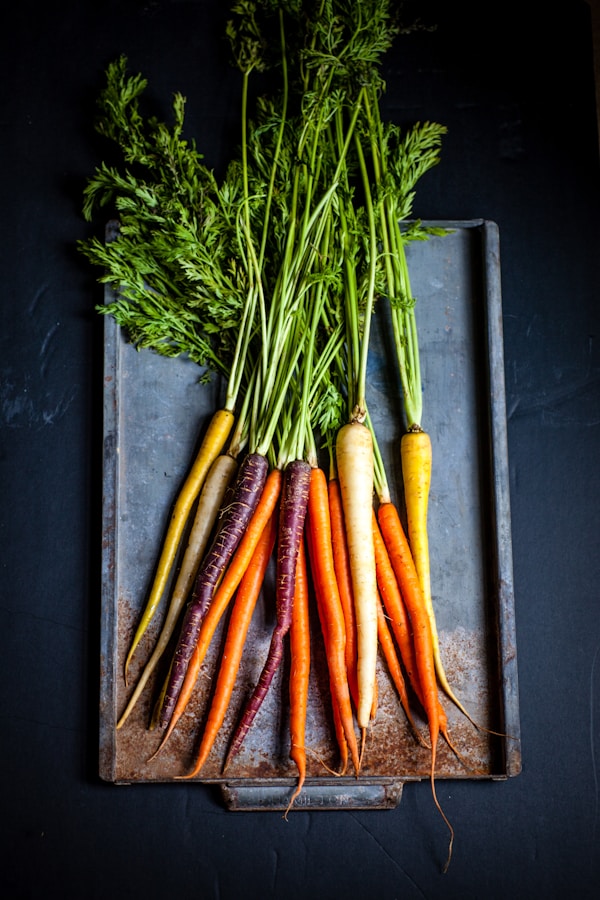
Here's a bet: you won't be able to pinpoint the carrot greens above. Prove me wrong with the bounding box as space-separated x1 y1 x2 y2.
79 0 477 871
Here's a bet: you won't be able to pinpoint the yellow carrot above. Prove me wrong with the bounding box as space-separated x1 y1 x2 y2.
124 407 235 682
335 420 378 732
401 428 472 724
401 429 433 612
117 452 238 728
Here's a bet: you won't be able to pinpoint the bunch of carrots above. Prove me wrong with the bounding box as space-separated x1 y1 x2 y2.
80 0 477 871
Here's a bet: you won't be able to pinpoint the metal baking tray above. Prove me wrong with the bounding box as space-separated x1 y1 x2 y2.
99 219 521 808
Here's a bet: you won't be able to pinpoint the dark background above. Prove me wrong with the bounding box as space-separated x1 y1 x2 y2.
2 1 600 897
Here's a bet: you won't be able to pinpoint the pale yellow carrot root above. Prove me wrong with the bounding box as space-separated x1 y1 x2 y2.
124 407 235 682
336 420 378 731
117 452 238 729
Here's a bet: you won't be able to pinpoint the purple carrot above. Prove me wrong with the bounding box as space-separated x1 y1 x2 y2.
223 458 311 769
158 452 269 729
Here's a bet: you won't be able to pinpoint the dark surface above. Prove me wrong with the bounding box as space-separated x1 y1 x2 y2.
2 2 600 897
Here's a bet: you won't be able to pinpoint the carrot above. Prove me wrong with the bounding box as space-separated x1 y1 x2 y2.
174 509 278 778
306 466 360 774
310 557 350 777
372 514 456 754
401 431 433 612
124 407 235 682
329 683 349 776
158 451 269 729
117 452 238 729
401 429 474 727
151 467 283 750
372 508 421 702
377 499 454 872
335 420 378 733
370 674 378 722
285 536 311 814
375 593 425 746
223 458 311 769
327 475 358 711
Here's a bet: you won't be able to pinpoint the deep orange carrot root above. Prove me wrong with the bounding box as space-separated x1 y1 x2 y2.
378 500 454 871
330 684 349 775
327 476 359 710
286 537 311 814
306 466 360 775
309 527 349 777
376 593 425 745
372 510 421 698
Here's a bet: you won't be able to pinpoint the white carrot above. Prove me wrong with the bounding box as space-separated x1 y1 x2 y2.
335 420 378 734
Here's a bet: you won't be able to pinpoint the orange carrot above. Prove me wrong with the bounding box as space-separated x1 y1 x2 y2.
309 530 349 777
327 476 359 711
179 510 278 779
151 467 283 748
285 537 311 814
306 466 360 774
378 500 454 872
376 593 425 746
373 506 460 753
372 509 421 700
329 683 349 775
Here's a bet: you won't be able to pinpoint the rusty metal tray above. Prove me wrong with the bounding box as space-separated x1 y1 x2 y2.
99 219 521 808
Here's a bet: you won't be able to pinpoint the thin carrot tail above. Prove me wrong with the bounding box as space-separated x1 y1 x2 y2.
377 500 454 870
375 593 426 747
285 748 306 817
286 537 310 814
148 639 206 761
224 629 286 771
330 681 349 776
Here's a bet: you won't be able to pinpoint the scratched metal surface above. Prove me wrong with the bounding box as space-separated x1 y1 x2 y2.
99 219 521 808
